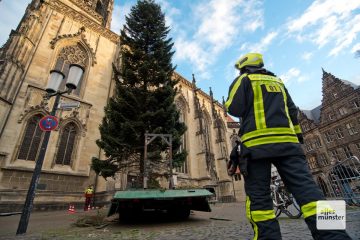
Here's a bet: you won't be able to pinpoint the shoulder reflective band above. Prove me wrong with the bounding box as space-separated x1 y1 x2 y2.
243 135 299 148
246 196 259 240
225 73 248 111
241 127 296 142
251 210 276 222
250 81 266 129
248 74 283 83
301 201 317 218
294 124 302 134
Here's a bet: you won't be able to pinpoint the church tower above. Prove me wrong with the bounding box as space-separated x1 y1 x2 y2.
0 0 119 211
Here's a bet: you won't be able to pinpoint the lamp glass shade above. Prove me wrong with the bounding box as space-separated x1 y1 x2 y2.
66 64 84 90
46 70 65 93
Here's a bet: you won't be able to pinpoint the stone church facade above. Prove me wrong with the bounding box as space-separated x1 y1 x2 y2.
0 0 244 211
298 69 360 176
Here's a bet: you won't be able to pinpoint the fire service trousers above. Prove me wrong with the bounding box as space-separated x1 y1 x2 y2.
244 155 352 240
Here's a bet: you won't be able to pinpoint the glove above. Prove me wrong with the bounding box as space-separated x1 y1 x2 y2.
239 142 250 177
239 157 248 177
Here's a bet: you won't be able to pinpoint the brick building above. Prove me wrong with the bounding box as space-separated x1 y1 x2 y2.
299 69 360 174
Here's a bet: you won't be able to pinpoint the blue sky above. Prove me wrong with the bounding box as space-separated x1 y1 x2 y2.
1 0 360 110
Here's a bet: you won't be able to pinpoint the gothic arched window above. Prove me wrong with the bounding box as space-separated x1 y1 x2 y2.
18 114 44 161
203 112 212 153
54 44 88 96
176 108 188 173
95 0 103 15
55 122 78 166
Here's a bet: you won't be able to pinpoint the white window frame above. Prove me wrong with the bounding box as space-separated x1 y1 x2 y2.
335 128 344 139
346 122 358 135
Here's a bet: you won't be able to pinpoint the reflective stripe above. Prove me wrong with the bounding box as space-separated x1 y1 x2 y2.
246 196 259 240
248 74 283 83
244 135 299 148
279 86 294 129
251 210 276 222
225 74 248 111
301 201 317 218
294 124 302 134
251 81 266 129
241 127 296 142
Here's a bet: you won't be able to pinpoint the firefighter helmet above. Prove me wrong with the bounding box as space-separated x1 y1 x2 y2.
235 53 264 70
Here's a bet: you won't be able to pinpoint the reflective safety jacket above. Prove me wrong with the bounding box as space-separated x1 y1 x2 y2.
225 68 304 159
85 187 94 196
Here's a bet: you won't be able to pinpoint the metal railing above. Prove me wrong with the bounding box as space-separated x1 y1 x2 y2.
314 156 360 206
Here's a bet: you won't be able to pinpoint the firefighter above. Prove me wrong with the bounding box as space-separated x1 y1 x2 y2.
84 185 94 211
225 53 352 240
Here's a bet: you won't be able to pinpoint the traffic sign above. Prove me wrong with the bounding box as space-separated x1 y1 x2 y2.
59 101 80 110
39 115 59 131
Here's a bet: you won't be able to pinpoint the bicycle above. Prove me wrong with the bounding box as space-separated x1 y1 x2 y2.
270 175 302 219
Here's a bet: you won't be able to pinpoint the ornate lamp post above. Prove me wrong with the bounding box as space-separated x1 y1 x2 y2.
16 64 84 235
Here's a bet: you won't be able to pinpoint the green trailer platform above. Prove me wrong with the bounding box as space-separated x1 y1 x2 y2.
108 189 214 221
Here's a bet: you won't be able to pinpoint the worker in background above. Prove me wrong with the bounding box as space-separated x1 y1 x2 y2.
84 185 94 211
225 53 352 240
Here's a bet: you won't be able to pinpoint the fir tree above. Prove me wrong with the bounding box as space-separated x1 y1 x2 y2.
92 0 187 184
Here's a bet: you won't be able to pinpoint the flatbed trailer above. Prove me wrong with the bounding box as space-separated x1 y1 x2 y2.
107 189 213 221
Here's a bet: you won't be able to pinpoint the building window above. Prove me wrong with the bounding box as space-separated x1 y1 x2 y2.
328 112 334 121
330 149 340 161
55 122 78 166
18 115 44 161
324 132 333 143
175 109 188 174
318 153 329 167
306 142 313 152
54 44 88 96
314 137 322 148
352 99 360 109
356 143 360 153
334 128 344 139
346 122 358 135
302 123 310 131
343 146 353 158
308 156 318 169
338 107 347 116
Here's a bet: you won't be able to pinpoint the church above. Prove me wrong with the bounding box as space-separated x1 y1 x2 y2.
0 0 244 211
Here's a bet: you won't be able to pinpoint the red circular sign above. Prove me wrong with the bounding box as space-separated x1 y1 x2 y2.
39 115 59 131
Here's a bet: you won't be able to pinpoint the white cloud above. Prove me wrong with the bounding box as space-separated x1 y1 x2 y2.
279 68 307 84
301 51 313 61
287 0 360 32
173 0 264 81
240 31 278 53
286 0 360 56
110 2 133 33
329 15 360 56
0 0 29 45
156 0 181 29
351 43 360 53
174 36 211 75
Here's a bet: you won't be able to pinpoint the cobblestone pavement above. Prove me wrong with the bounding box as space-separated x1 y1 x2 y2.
0 203 359 240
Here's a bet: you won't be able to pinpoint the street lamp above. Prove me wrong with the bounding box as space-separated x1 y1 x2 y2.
16 64 84 235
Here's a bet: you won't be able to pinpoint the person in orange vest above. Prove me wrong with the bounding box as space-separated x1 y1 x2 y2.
84 185 94 211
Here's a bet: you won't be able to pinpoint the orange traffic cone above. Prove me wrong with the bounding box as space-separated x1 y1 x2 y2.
68 204 75 214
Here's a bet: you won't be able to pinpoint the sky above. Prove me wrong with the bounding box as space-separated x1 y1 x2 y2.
1 0 360 111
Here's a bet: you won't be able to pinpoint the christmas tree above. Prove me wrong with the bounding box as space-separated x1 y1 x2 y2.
92 0 187 186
